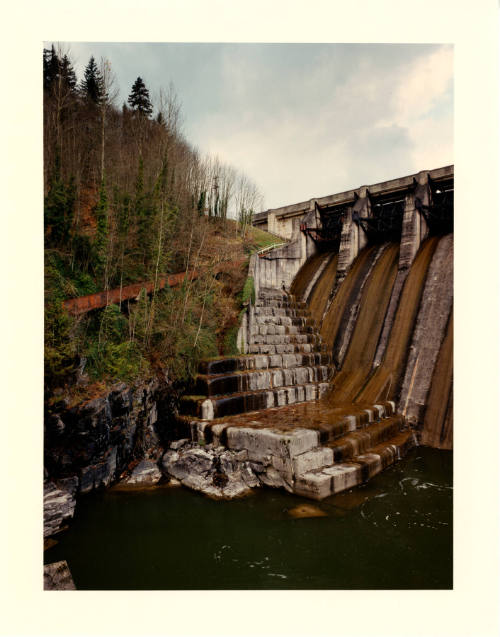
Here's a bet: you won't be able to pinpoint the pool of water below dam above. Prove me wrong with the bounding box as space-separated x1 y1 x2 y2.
45 447 452 590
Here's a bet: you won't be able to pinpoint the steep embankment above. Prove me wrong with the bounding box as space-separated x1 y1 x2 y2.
44 221 279 525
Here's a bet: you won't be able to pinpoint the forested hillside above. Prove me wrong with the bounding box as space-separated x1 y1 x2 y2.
43 45 274 400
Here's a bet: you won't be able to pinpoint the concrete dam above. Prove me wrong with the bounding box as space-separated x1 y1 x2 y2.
178 165 453 500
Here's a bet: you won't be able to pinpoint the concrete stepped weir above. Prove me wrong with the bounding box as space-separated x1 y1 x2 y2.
181 288 333 422
174 166 452 500
178 285 417 500
177 393 416 500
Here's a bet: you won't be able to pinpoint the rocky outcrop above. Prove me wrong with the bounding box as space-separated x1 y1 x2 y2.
44 560 76 590
122 459 162 486
43 480 76 537
44 377 177 498
162 440 258 499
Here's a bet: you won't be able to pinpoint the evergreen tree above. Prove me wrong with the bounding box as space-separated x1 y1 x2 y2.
197 191 206 216
80 56 103 103
60 54 77 92
43 45 59 92
44 154 76 246
43 46 77 95
127 77 153 117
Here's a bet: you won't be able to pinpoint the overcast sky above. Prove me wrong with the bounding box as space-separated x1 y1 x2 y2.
59 42 453 211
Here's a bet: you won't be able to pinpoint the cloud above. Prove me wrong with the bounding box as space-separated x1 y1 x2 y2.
392 46 453 126
53 42 453 210
191 44 453 208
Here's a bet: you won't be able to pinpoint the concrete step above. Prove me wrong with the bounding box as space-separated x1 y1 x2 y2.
251 323 317 337
325 415 403 461
196 364 332 397
255 298 306 309
293 431 417 500
307 404 397 445
179 381 331 420
258 287 289 299
254 314 316 327
254 306 309 318
180 399 396 449
248 342 327 355
198 352 332 375
250 333 323 345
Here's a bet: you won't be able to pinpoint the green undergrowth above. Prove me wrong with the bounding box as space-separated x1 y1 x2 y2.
222 278 255 357
245 226 280 252
241 276 255 306
45 222 277 396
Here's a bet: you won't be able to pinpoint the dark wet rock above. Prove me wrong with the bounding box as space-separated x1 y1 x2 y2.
43 481 76 538
124 459 162 486
79 447 117 494
163 447 214 481
240 461 260 488
58 476 79 497
170 438 189 450
44 560 76 590
108 382 131 415
162 443 259 499
45 378 177 495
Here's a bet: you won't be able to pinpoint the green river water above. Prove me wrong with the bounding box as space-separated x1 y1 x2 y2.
44 447 452 590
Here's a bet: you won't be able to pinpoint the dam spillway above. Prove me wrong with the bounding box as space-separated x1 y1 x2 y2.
177 166 453 499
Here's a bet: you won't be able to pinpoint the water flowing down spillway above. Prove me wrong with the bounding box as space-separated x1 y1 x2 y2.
398 235 453 438
292 234 453 447
320 246 380 365
326 243 399 403
290 252 330 301
421 312 453 449
356 237 439 404
306 254 338 319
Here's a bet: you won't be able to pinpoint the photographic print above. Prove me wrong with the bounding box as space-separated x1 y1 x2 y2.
42 42 454 592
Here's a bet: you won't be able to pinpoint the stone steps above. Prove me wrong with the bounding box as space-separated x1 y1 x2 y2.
248 342 327 355
178 399 397 449
254 306 309 317
180 381 331 420
255 299 305 308
173 286 415 501
325 415 403 461
294 431 416 500
311 403 397 445
195 364 331 397
252 322 318 335
198 352 332 375
254 315 316 327
250 332 322 345
255 287 292 301
221 416 416 500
